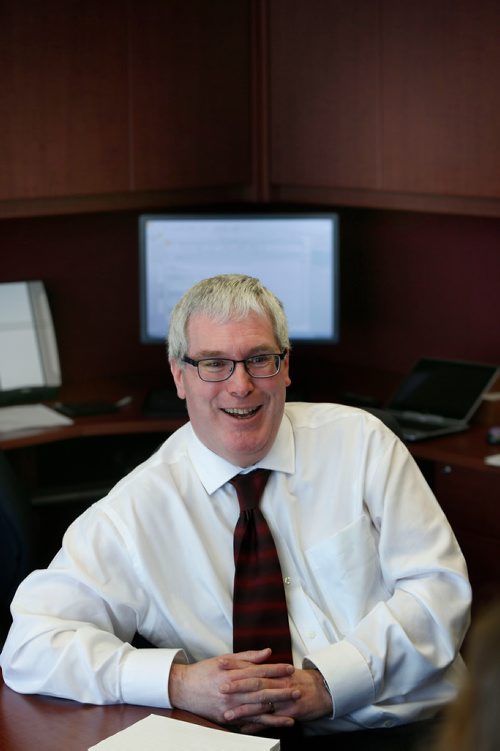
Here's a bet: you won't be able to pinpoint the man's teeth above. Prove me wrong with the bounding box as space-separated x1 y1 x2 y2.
223 407 257 416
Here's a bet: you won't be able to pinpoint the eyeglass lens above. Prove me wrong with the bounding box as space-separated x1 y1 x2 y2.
198 354 281 381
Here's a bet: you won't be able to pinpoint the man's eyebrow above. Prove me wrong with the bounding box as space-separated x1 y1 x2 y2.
193 351 228 359
193 345 278 359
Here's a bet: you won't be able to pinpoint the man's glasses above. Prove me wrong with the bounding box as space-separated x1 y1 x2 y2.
182 351 287 382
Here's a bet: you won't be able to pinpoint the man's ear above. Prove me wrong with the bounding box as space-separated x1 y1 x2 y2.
283 350 292 388
170 359 186 399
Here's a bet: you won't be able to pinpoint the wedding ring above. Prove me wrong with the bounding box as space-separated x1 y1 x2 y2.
267 701 275 714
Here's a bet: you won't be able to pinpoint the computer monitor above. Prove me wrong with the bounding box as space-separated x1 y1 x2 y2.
0 280 61 405
139 213 340 345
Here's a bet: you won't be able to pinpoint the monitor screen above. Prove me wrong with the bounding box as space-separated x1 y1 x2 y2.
0 280 61 404
139 213 339 344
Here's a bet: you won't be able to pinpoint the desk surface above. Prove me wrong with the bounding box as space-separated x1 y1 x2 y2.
0 672 222 751
0 378 187 450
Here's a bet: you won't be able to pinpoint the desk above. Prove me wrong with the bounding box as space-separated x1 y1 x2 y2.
0 377 187 451
0 671 222 751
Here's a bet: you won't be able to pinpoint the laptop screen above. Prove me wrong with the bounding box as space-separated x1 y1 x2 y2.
387 358 498 421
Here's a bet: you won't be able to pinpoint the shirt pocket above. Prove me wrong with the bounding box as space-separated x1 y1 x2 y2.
304 513 391 635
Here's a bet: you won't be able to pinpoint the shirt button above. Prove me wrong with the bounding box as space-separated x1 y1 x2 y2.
283 576 292 585
308 631 316 639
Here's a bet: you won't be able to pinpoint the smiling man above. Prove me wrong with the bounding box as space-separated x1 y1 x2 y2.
2 275 471 750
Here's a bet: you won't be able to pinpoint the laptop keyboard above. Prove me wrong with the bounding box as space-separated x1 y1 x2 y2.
398 419 447 433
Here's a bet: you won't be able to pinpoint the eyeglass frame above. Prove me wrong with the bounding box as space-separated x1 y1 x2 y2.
181 350 288 382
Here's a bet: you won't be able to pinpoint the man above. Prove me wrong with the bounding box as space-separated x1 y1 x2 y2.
1 274 471 748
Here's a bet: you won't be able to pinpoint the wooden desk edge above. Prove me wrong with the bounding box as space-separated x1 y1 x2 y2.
0 671 226 750
0 378 188 450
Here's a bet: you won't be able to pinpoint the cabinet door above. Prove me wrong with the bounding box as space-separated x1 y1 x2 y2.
435 463 500 610
382 0 500 199
0 1 129 200
268 0 380 193
267 0 500 212
129 0 253 193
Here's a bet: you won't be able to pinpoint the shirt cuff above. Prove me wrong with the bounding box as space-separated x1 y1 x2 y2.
303 639 375 719
121 648 187 707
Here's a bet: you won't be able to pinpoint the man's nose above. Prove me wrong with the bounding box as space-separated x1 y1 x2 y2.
228 361 254 393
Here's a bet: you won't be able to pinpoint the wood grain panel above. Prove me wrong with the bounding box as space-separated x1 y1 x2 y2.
381 0 500 198
0 1 129 200
268 0 380 191
129 0 253 192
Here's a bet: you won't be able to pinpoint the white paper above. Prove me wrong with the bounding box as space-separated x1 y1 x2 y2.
88 714 280 751
0 404 73 434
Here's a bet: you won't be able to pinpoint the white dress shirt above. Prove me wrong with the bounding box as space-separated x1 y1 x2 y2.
1 403 471 734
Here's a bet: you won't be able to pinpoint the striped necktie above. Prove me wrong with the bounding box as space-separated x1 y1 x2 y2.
230 469 293 664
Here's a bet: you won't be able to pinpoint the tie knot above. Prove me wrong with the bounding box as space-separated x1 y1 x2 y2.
230 469 271 512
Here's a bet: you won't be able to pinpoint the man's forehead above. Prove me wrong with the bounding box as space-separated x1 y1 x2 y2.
186 311 277 350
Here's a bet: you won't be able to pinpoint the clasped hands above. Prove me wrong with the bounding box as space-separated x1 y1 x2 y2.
169 647 332 734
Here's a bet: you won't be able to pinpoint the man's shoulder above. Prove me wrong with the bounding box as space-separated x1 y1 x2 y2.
284 400 363 427
284 401 395 441
285 402 405 456
103 422 192 500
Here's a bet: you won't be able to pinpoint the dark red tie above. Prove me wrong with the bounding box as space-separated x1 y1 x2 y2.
230 469 293 664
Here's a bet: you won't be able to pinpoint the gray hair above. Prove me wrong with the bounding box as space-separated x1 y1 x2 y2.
168 274 290 363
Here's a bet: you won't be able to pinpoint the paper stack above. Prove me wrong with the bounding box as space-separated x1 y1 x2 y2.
0 404 73 435
89 714 280 751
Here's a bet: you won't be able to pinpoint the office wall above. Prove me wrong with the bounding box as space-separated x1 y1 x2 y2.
337 208 500 373
1 207 499 395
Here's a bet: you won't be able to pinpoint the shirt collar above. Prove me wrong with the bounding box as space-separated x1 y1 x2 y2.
187 411 296 495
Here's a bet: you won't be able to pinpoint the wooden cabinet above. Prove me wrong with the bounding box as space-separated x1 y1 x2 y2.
269 0 380 193
0 1 129 201
381 1 500 201
0 0 254 215
129 0 252 193
433 462 500 612
4 1 500 218
267 0 500 216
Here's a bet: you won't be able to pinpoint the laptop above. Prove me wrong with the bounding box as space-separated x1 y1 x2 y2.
385 357 498 442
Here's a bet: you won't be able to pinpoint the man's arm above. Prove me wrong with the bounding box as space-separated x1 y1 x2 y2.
0 506 181 707
0 568 180 707
300 437 472 723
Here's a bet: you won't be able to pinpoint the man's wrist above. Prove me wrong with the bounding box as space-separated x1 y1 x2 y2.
168 661 188 709
311 668 334 718
302 656 334 718
166 650 190 708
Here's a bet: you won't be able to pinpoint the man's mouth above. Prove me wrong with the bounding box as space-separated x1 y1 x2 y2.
222 406 261 419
